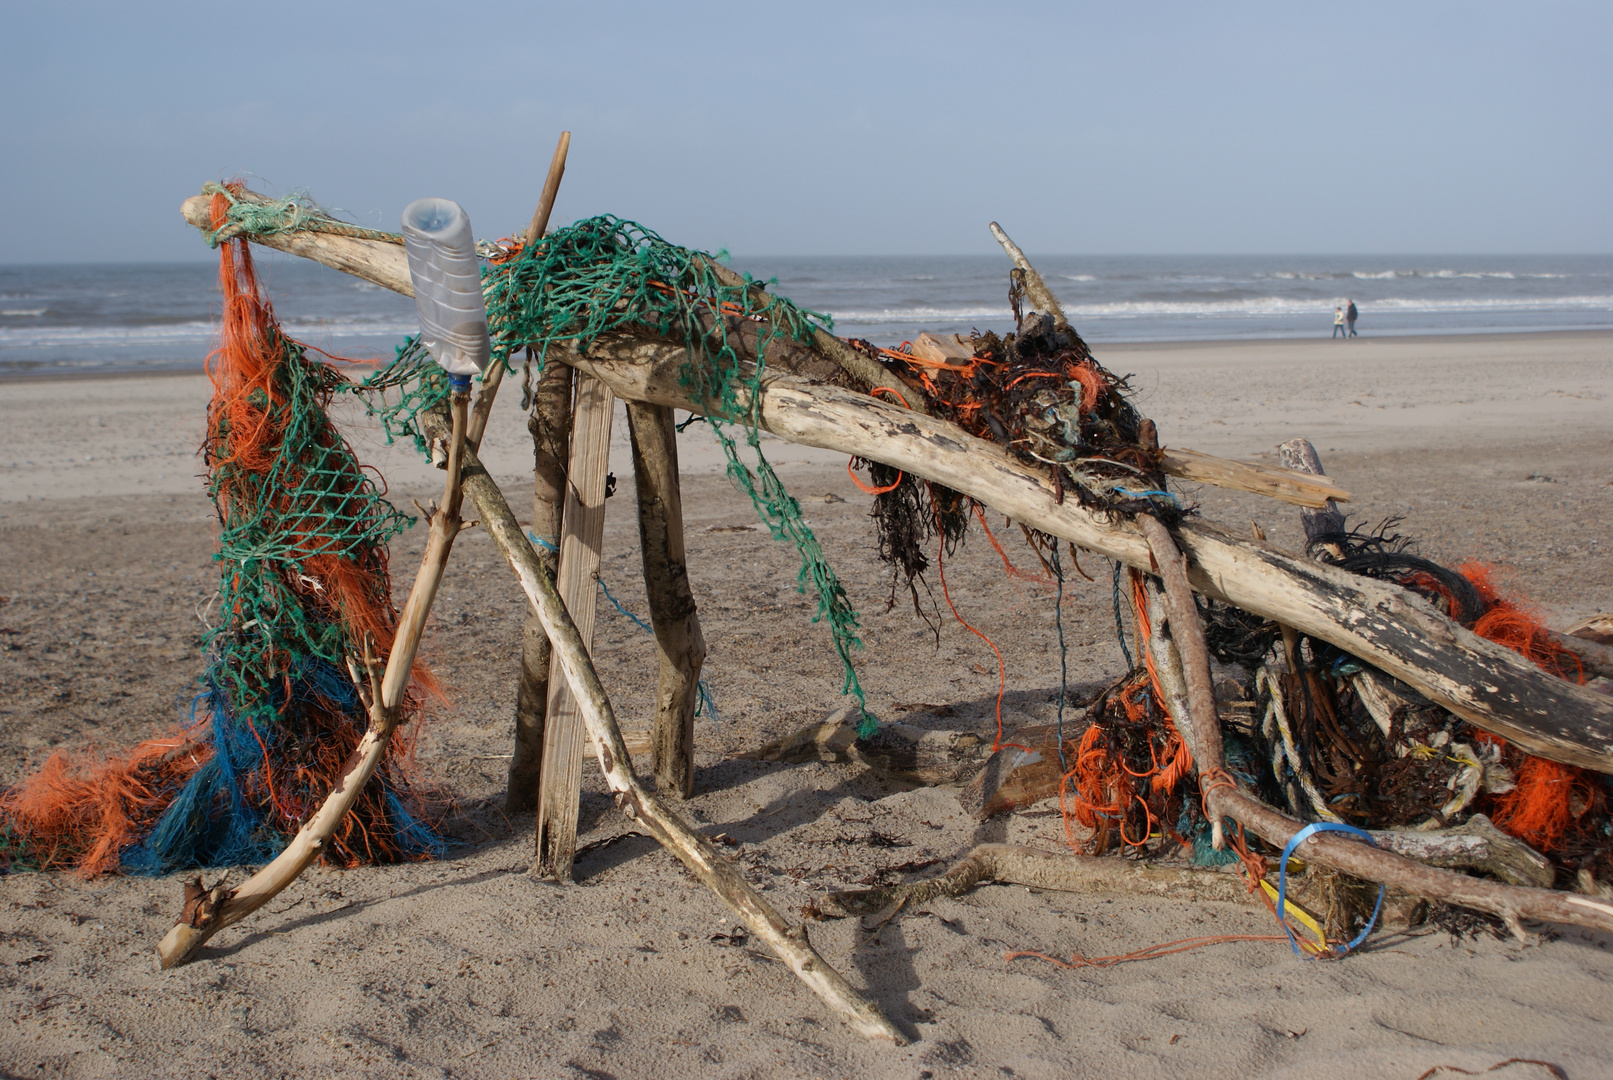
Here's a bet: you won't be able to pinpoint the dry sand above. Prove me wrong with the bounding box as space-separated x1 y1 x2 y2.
0 332 1610 1079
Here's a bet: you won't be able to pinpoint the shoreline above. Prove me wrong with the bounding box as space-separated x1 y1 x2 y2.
3 326 1611 386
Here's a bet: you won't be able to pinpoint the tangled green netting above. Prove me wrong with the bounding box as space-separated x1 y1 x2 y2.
358 216 874 733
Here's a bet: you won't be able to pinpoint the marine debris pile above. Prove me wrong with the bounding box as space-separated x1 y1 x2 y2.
2 160 1611 1044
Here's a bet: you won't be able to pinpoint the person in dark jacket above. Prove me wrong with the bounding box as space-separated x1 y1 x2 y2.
1346 300 1358 337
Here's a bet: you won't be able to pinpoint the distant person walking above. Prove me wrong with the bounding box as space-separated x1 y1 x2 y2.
1333 306 1347 338
1346 300 1359 337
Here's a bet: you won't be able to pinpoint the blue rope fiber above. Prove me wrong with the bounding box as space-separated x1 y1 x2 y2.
1113 487 1181 506
1277 822 1386 958
529 531 720 720
599 576 653 634
124 653 445 874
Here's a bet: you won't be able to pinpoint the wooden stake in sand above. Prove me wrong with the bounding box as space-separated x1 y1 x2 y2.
158 389 475 968
626 402 704 798
534 374 616 881
507 356 575 811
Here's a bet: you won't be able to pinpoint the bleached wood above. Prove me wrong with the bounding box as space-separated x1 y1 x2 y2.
174 200 1613 772
988 222 1068 329
1160 447 1351 509
534 374 616 881
180 194 412 296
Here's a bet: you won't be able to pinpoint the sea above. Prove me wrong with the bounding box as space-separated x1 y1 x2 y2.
2 253 1610 379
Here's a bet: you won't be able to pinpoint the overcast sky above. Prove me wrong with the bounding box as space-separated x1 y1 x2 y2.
3 1 1609 262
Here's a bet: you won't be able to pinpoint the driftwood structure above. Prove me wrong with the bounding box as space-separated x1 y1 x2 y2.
163 168 1613 1042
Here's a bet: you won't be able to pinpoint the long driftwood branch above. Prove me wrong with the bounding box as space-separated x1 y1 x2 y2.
416 407 905 1044
467 130 572 451
548 337 1613 774
1138 517 1613 937
173 203 1613 774
811 844 1254 919
158 390 475 968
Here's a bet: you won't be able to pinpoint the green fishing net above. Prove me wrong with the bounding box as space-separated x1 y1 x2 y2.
357 216 874 732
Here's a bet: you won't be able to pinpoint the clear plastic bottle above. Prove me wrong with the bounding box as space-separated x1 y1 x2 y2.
401 198 490 387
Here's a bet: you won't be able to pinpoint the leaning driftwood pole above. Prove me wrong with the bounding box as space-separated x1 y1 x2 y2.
158 389 474 968
467 130 571 451
627 402 705 797
417 406 905 1043
989 222 1068 330
172 201 1613 774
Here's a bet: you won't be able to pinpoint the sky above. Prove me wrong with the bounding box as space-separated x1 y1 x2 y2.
2 1 1609 262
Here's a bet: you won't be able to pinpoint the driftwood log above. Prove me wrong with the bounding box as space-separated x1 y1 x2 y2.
811 843 1254 919
744 705 989 786
175 196 1613 773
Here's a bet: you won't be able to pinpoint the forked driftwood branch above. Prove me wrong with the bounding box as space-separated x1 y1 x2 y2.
158 389 476 968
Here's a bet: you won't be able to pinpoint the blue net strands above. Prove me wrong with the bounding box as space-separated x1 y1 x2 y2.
0 218 446 877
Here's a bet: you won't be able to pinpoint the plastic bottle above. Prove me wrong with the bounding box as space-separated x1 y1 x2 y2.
401 197 490 389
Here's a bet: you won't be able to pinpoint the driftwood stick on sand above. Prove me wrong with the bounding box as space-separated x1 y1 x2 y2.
811 843 1254 919
988 222 1068 330
416 407 905 1043
507 357 575 811
1138 517 1613 937
467 130 572 452
626 401 705 797
158 390 475 969
173 202 1613 772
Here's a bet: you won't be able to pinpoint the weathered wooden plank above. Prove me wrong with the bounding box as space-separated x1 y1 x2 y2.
626 401 704 797
506 359 575 812
533 374 615 881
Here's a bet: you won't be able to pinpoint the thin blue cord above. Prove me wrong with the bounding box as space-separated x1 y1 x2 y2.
1277 822 1385 958
530 530 719 720
598 576 653 633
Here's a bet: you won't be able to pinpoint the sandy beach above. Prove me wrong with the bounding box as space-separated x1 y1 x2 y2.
1 331 1610 1079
